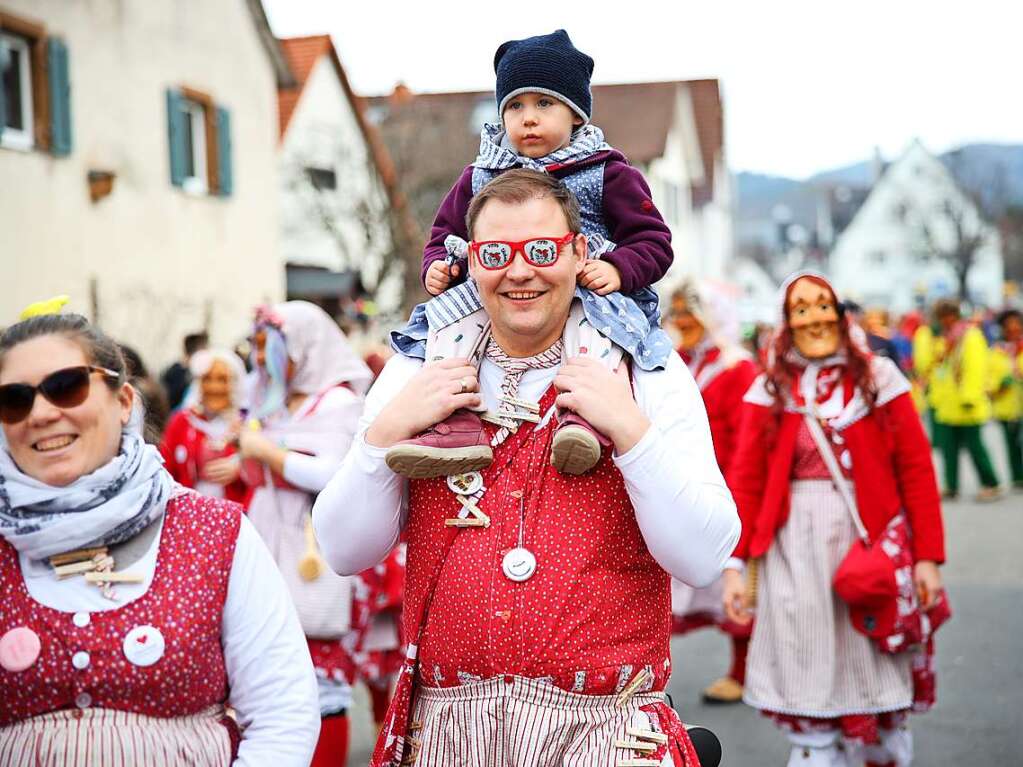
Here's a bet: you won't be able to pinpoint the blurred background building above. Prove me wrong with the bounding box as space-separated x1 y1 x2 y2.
1 0 294 366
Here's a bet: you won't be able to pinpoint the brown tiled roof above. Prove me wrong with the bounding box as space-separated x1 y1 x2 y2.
364 79 724 231
277 35 332 138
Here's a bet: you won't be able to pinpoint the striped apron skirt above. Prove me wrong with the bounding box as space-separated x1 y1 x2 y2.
0 706 233 766
744 480 913 718
406 675 680 766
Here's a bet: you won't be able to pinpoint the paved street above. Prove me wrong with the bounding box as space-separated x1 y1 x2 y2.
347 424 1022 765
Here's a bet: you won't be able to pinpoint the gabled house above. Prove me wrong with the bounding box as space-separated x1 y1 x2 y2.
277 35 420 320
2 0 294 367
364 79 733 292
829 141 1004 312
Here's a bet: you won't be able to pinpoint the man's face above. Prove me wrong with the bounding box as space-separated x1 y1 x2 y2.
787 278 840 359
469 195 585 356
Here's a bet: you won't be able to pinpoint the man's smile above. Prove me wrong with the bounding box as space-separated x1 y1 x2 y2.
501 289 547 302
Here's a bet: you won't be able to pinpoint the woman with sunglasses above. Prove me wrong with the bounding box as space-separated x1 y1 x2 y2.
239 301 373 767
0 314 319 765
159 349 248 504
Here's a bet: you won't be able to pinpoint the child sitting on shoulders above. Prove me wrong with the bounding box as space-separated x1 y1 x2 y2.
388 29 675 478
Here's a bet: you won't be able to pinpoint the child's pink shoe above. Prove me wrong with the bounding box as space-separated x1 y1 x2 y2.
385 409 493 479
551 412 612 475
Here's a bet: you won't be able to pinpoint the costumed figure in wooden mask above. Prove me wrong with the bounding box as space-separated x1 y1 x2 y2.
722 273 949 767
666 278 757 705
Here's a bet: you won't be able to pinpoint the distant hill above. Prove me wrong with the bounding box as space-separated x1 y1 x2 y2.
736 143 1023 249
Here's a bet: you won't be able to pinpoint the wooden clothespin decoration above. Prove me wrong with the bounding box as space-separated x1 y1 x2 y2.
481 411 520 430
49 546 107 566
84 571 145 584
444 496 490 528
625 726 668 744
614 738 658 753
614 759 660 767
499 395 540 414
616 667 653 707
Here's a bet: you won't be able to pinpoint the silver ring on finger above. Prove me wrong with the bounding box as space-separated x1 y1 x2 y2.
459 377 472 394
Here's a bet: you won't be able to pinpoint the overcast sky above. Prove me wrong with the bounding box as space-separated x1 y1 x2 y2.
264 0 1020 179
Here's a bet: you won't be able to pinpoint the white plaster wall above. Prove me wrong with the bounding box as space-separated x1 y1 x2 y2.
279 54 394 291
1 0 283 368
830 143 1004 312
648 85 733 288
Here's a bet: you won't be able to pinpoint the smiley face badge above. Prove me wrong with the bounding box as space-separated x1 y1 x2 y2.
123 625 165 667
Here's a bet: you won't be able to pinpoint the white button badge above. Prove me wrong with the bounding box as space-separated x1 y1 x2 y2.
123 625 165 667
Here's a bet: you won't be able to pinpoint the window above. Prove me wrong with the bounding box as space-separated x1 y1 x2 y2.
663 181 680 225
0 12 71 155
180 98 208 192
166 86 232 196
0 33 32 149
306 166 337 191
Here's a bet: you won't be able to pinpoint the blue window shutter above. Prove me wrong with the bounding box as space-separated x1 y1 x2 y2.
215 106 232 196
0 41 7 138
166 88 186 187
47 37 72 157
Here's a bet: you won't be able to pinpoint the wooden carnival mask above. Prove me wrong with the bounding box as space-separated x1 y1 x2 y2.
670 293 705 351
787 277 840 359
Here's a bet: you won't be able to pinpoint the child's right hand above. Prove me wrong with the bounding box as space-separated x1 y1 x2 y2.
425 260 460 296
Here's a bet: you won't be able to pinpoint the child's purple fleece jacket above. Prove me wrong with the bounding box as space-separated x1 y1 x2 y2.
421 150 674 295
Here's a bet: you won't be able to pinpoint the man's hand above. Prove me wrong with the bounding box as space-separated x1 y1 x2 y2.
553 358 649 453
578 260 622 295
425 260 459 296
914 560 942 610
722 568 752 625
366 358 481 448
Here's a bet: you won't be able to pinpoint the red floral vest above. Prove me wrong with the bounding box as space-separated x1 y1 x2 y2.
403 386 672 695
0 492 241 725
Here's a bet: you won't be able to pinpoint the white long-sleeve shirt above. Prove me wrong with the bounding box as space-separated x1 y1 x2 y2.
19 514 320 766
314 351 740 588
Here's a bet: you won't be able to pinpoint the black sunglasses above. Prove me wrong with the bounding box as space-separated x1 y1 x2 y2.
0 366 121 425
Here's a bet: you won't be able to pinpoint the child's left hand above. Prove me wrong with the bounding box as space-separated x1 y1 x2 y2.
578 260 622 295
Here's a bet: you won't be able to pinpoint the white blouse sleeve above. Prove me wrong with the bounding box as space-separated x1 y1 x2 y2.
223 516 320 766
282 388 364 494
615 353 741 587
313 356 417 576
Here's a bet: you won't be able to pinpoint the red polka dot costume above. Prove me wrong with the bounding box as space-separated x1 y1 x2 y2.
373 386 702 766
406 385 671 692
0 493 241 752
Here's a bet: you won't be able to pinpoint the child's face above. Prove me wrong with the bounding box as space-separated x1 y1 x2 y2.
502 92 583 159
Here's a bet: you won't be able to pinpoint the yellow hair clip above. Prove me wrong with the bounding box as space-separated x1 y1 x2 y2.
20 295 71 320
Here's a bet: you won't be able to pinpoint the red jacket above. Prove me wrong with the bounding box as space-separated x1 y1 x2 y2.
685 348 758 472
727 365 945 565
159 409 247 505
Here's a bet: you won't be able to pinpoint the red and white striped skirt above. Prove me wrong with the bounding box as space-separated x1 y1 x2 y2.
0 706 234 766
744 480 913 718
405 675 681 767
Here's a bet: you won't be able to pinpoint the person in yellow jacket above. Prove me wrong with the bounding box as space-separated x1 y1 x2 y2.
913 321 946 445
930 298 1001 501
990 309 1023 489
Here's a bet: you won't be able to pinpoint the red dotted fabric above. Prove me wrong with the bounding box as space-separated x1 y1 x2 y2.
403 385 672 694
0 492 240 724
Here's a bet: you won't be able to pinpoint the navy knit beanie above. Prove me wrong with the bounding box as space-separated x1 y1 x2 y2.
494 29 594 124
